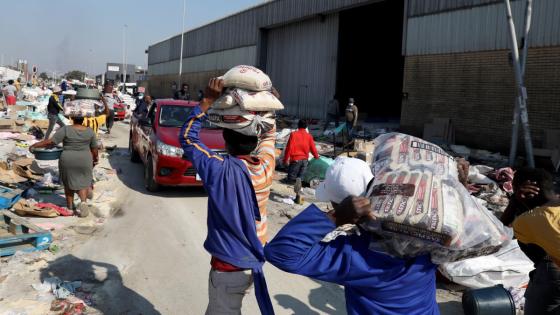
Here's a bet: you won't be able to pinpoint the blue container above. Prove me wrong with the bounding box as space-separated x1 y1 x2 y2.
0 186 23 209
32 147 63 160
462 285 515 315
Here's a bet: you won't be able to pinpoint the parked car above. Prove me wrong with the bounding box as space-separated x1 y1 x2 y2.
113 98 127 121
129 99 225 191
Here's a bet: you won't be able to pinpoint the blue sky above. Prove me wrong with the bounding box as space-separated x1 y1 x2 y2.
0 0 262 76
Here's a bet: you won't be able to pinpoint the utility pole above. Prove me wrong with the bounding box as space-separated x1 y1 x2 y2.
505 0 535 167
178 0 186 85
122 24 128 86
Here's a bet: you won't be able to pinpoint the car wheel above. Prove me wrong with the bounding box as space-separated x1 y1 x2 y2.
129 136 141 163
144 155 159 192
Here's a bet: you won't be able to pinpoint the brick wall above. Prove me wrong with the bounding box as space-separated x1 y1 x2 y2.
401 47 560 153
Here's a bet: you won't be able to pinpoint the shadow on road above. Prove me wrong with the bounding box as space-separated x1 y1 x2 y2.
275 294 321 315
275 279 346 315
105 147 207 199
40 254 160 315
308 280 346 315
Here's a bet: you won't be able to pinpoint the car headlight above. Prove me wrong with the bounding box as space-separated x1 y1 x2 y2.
156 141 184 157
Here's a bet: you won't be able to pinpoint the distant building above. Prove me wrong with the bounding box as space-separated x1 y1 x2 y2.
96 63 147 85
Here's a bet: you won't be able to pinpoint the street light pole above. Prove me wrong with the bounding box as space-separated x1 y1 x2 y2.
123 24 128 86
178 0 186 85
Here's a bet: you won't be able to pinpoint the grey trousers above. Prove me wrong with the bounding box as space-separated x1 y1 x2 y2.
46 113 64 139
206 269 253 315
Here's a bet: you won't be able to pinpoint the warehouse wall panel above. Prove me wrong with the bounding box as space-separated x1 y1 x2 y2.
148 0 376 68
266 14 339 119
405 0 560 55
149 46 256 76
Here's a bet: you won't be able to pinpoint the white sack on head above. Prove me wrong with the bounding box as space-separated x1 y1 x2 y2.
231 88 283 111
222 65 272 92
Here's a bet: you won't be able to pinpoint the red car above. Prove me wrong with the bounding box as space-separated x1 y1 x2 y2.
129 99 225 191
114 102 127 121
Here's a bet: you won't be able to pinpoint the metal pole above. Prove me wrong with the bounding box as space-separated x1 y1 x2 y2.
123 25 127 86
508 0 533 166
520 0 532 77
504 0 535 167
179 0 186 85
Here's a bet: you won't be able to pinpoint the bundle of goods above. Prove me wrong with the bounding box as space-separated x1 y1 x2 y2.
63 99 101 117
207 65 283 136
63 88 103 117
360 133 512 263
21 87 40 102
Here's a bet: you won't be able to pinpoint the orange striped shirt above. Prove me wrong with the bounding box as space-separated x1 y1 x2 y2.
239 128 276 245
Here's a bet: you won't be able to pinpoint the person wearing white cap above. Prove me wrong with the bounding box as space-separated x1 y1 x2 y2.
265 157 439 315
45 86 65 139
315 157 373 205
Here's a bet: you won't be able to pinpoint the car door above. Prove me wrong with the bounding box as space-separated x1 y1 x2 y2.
139 103 157 160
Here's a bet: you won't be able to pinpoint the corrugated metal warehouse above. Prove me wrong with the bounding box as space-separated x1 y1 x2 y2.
148 0 560 152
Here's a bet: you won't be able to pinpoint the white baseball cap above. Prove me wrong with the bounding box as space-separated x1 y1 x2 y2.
315 157 374 204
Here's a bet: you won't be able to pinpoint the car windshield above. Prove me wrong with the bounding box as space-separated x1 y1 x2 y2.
156 104 221 129
159 105 192 127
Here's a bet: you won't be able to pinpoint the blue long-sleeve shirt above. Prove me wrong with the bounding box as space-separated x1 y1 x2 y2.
179 106 275 315
264 205 439 315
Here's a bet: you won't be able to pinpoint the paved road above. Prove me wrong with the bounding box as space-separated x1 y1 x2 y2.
54 122 347 315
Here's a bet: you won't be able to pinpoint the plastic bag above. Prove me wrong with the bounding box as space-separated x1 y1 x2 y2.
361 133 512 263
439 240 533 289
302 156 334 184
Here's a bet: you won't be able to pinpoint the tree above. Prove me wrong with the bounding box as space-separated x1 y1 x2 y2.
64 70 87 81
38 72 49 81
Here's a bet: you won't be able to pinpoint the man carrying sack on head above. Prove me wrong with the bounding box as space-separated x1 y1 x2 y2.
180 68 280 314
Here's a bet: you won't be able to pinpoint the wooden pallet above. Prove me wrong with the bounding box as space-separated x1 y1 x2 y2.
0 210 52 256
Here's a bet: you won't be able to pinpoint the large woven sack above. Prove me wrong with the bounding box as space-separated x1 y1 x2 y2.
212 88 284 112
361 133 511 263
222 65 272 91
231 89 283 111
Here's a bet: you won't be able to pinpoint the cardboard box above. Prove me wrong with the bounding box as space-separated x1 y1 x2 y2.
0 119 15 130
33 119 49 129
12 105 28 112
